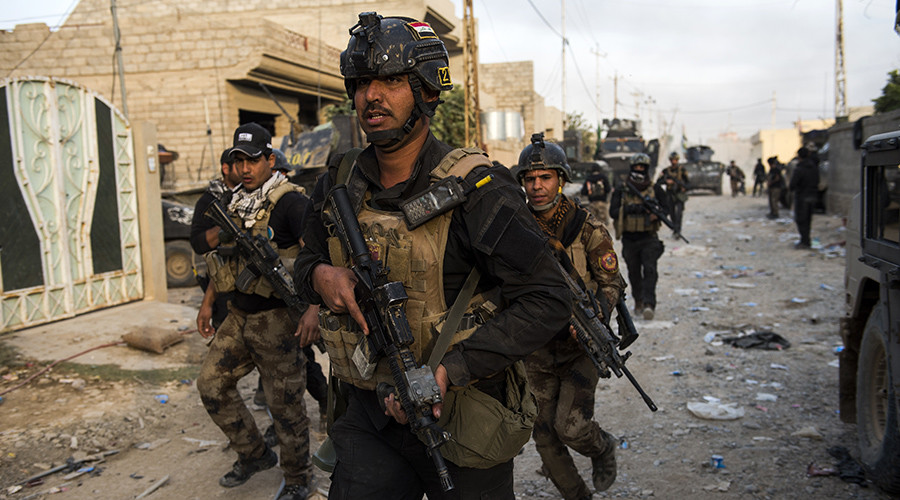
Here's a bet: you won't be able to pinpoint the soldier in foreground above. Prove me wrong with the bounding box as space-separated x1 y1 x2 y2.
293 12 570 499
516 134 625 499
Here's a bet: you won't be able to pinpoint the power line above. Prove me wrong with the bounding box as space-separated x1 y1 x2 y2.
525 0 564 40
475 0 510 62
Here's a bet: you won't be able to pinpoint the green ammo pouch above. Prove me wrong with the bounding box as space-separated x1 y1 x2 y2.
435 360 537 469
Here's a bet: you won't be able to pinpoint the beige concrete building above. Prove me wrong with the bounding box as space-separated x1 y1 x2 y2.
478 61 563 167
1 0 463 191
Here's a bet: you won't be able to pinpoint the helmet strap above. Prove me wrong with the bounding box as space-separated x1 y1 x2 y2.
529 190 562 213
364 75 440 148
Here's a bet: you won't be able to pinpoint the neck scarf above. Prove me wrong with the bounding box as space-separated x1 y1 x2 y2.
228 171 287 228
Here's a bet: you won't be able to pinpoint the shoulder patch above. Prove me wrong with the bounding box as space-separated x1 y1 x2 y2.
599 251 618 273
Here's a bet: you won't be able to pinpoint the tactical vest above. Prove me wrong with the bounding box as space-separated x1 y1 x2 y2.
319 148 495 390
614 185 660 236
205 181 305 298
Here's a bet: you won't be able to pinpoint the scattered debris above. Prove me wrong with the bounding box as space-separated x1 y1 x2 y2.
807 463 838 477
135 439 170 450
135 474 170 499
721 332 790 350
687 401 745 420
791 426 823 440
182 437 222 448
827 446 867 486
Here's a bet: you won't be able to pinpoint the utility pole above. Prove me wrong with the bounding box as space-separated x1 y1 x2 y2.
590 45 606 124
771 90 777 128
463 0 483 149
110 0 128 117
561 0 567 130
834 0 848 118
612 72 618 118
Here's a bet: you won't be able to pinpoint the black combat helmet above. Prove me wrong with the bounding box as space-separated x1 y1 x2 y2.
515 132 572 184
340 12 453 145
630 153 651 168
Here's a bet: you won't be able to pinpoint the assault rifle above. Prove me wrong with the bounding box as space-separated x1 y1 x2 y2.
205 199 315 331
555 259 658 412
624 179 690 244
659 169 688 193
325 184 454 492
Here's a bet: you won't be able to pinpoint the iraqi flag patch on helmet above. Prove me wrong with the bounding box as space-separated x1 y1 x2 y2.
408 21 438 40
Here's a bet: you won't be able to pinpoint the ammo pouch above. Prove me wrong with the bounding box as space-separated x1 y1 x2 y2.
205 250 235 293
435 360 537 469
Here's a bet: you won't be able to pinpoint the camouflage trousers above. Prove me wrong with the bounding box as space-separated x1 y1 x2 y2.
525 337 611 500
197 304 311 486
587 201 609 227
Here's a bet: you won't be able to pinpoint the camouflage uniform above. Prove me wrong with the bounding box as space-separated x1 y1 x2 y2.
655 164 689 234
525 196 625 500
196 175 313 491
198 305 310 485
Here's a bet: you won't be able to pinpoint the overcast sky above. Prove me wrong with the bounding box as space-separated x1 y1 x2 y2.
452 0 900 142
3 0 898 142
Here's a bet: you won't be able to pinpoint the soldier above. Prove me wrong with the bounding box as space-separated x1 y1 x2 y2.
655 151 689 235
293 12 571 499
752 158 767 197
516 133 625 500
197 122 318 500
610 153 670 320
726 160 746 197
789 147 820 249
580 161 612 225
192 148 241 330
766 157 786 219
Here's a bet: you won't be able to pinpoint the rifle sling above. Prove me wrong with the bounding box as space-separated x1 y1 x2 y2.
427 268 481 372
560 207 587 249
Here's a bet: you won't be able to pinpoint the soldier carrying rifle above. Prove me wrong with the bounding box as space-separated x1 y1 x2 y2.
292 12 570 499
515 133 626 500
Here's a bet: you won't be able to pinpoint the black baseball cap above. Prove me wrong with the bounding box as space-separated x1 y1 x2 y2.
230 123 272 159
219 148 234 165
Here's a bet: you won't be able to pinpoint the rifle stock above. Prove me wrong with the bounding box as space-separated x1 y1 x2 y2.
325 184 454 492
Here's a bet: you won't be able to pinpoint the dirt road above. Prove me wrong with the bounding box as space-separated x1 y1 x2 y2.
0 192 894 499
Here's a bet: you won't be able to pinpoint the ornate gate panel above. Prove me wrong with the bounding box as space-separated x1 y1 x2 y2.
0 77 143 331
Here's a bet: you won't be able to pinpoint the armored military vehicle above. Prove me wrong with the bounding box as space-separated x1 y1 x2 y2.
279 114 364 193
594 118 659 188
840 129 900 494
681 145 725 195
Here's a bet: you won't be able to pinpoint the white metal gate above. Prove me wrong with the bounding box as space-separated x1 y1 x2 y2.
0 77 143 332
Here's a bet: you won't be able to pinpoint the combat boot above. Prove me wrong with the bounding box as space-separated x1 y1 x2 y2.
277 483 309 500
219 446 278 487
264 424 278 448
591 431 617 492
633 301 644 316
642 306 654 321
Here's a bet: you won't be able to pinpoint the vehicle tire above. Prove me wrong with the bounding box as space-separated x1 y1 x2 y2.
714 182 722 196
856 304 900 494
165 240 195 288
